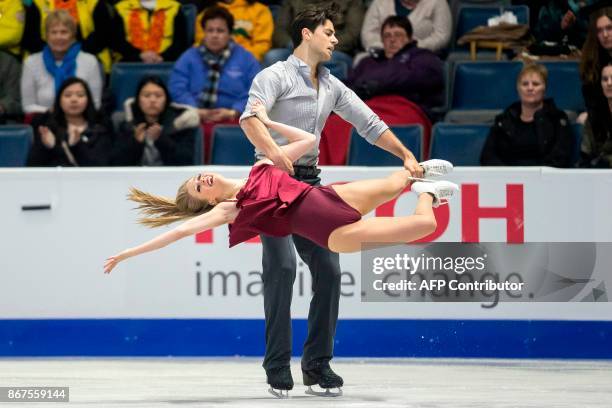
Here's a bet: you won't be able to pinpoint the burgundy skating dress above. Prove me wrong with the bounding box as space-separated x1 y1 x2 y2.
228 164 362 249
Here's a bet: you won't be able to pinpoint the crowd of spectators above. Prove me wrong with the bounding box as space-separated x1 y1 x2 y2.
0 0 610 168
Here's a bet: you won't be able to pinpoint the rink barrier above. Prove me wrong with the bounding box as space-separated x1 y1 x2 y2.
0 319 611 358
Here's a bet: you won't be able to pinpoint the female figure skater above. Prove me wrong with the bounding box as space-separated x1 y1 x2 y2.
104 101 458 273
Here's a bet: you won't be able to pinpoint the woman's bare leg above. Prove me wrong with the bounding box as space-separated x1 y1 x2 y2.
327 193 436 253
331 170 414 215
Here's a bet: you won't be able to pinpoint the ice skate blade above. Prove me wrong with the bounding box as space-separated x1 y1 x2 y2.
268 387 290 399
407 176 435 183
305 386 343 397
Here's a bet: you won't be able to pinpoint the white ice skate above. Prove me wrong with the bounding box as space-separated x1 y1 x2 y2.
408 159 454 183
411 180 459 207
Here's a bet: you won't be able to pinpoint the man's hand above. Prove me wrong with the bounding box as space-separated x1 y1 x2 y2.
268 146 294 175
140 51 163 63
403 154 423 178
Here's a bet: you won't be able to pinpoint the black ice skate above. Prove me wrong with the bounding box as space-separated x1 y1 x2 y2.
302 359 343 397
266 366 294 399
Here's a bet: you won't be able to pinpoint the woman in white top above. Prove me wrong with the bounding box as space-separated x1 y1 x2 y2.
20 9 102 114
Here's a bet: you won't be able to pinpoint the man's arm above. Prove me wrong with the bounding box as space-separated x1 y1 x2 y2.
239 68 294 173
374 129 422 176
332 78 422 176
240 116 294 173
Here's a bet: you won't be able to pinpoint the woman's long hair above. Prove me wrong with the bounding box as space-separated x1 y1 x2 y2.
49 77 99 132
580 7 612 85
131 75 170 125
127 181 213 228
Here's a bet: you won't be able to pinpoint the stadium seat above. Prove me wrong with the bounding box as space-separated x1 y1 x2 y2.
193 126 204 165
181 4 197 46
0 125 33 167
109 63 174 111
430 123 490 166
347 125 423 165
541 61 585 114
210 125 254 165
263 48 291 67
454 5 530 45
445 61 522 123
268 4 281 20
448 4 529 61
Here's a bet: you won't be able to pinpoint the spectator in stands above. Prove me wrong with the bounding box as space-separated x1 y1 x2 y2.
533 0 592 49
347 16 443 117
272 0 364 60
361 0 452 54
27 77 112 166
169 6 260 123
580 1 612 154
580 62 612 167
480 63 573 167
112 76 200 166
112 0 188 63
23 0 114 72
195 0 273 61
0 0 25 58
21 10 102 114
0 51 22 124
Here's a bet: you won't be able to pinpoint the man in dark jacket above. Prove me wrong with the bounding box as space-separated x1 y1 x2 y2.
347 15 444 117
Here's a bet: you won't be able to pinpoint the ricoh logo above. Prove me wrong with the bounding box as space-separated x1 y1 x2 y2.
195 183 525 244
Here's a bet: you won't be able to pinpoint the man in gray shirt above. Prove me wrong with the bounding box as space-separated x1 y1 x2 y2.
240 4 422 398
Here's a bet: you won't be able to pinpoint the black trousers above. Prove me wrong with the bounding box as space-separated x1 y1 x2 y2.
261 173 342 371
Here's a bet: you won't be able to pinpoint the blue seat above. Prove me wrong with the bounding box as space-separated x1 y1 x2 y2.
268 4 281 20
324 59 349 81
430 123 490 165
541 61 585 113
347 125 423 165
454 5 530 48
0 125 33 167
109 63 174 111
192 126 204 165
262 48 291 67
181 4 197 46
210 125 254 165
450 61 522 110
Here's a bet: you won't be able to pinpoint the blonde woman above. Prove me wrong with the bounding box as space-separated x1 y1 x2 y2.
104 101 458 273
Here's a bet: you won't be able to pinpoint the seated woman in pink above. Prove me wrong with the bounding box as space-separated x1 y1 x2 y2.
104 102 458 272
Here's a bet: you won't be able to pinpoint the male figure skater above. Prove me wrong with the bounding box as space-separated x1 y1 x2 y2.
239 3 423 398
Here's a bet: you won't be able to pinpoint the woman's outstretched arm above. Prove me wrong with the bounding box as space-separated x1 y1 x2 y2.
104 202 237 274
251 101 316 163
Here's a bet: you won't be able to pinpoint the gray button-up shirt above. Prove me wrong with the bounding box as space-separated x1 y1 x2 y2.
239 54 389 166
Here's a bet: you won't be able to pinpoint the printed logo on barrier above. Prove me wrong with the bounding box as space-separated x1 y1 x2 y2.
195 183 525 244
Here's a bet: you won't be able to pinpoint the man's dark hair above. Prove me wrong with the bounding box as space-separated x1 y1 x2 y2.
381 15 413 38
290 3 339 47
200 5 234 32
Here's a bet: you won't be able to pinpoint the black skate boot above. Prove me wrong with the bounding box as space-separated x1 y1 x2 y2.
302 359 343 397
266 366 293 398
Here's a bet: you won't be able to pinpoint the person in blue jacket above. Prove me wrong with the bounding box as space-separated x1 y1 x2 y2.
168 5 260 124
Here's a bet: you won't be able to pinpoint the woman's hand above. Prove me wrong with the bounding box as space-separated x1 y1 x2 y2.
67 124 85 146
39 126 56 149
104 251 129 274
146 123 163 142
251 100 272 127
134 123 147 143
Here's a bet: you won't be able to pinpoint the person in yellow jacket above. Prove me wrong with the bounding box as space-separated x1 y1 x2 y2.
23 0 114 71
0 0 26 57
195 0 272 61
113 0 188 63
